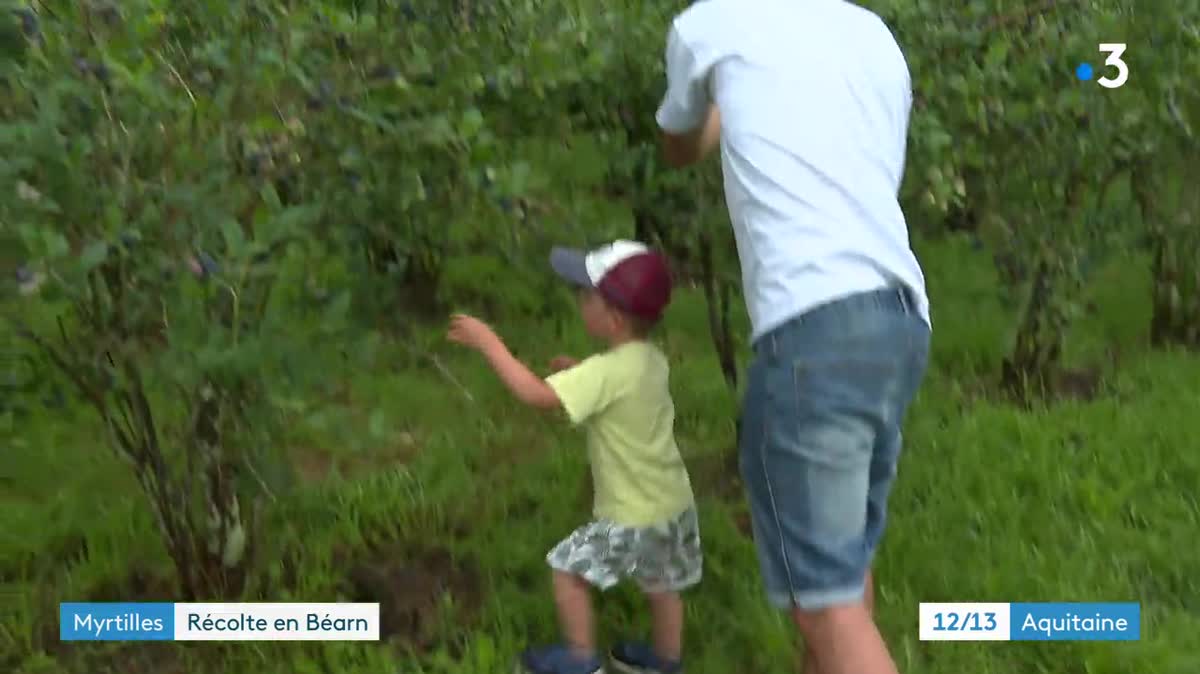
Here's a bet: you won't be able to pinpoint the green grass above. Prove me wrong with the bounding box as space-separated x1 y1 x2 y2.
3 235 1199 673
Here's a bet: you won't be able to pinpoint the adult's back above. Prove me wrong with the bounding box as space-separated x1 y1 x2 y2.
655 2 934 673
657 0 930 341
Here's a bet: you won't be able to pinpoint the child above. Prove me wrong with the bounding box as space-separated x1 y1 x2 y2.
447 239 701 674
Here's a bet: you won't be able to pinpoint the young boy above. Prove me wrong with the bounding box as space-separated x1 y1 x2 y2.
447 239 701 674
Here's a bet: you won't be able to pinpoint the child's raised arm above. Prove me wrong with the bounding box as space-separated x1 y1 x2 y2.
549 355 579 372
446 314 562 410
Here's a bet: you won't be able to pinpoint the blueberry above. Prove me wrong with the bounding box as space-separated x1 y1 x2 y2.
73 57 110 84
119 231 138 248
198 252 218 274
42 387 65 409
247 152 268 175
401 3 416 20
15 265 33 283
15 8 39 39
498 198 512 212
98 6 120 25
484 75 499 92
369 65 398 80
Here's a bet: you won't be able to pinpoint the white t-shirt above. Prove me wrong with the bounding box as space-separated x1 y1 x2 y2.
655 0 931 342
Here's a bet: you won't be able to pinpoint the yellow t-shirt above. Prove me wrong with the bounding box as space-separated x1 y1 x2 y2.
545 340 695 527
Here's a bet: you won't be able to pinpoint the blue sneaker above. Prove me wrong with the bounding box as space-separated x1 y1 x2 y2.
517 644 605 674
608 642 683 674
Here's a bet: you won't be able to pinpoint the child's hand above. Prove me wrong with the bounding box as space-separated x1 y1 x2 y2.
549 355 578 372
447 314 502 353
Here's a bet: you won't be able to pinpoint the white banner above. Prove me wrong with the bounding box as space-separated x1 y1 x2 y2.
173 603 380 641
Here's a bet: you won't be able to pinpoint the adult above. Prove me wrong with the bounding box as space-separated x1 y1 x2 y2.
654 1 931 673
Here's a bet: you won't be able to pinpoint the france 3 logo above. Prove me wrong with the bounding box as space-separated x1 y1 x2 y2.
1076 43 1128 88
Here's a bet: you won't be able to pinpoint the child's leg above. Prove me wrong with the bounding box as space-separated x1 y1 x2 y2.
610 507 702 672
553 570 597 658
644 589 684 662
523 519 628 672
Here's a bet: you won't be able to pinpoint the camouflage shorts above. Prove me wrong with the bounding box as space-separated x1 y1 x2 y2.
546 506 703 593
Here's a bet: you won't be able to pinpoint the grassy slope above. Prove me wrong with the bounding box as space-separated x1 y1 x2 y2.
4 235 1199 673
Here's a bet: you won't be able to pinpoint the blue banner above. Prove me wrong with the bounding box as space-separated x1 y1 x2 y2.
59 602 381 641
60 602 174 641
1009 602 1140 641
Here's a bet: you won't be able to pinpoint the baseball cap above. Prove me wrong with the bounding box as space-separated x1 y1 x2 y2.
549 240 673 322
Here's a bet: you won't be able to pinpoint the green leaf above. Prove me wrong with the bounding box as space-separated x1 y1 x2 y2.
323 291 351 325
985 39 1010 68
459 108 484 138
261 184 282 211
221 219 245 254
79 241 109 270
368 409 387 439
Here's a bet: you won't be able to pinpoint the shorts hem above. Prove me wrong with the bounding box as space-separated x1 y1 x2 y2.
637 570 703 594
544 509 703 593
546 555 621 591
765 584 867 611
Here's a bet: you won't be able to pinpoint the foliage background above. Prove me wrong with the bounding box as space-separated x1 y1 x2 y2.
2 0 1198 672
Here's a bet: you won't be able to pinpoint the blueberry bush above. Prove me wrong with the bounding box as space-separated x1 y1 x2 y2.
1 0 1197 668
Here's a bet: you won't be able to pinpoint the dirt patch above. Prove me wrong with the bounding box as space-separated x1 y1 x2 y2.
292 432 420 485
733 510 754 538
86 566 178 602
23 565 179 670
995 365 1107 406
691 447 742 499
957 364 1107 408
293 449 334 483
0 533 87 584
57 643 187 674
1051 366 1104 401
688 448 756 538
341 545 483 654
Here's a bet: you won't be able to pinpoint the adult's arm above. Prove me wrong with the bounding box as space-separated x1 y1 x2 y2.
661 105 721 168
655 21 721 168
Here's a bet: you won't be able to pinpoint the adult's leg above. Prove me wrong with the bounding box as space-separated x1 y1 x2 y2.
805 380 917 673
739 287 930 674
802 421 897 672
802 570 876 673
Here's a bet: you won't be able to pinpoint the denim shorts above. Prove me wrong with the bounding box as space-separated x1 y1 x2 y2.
738 285 930 611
